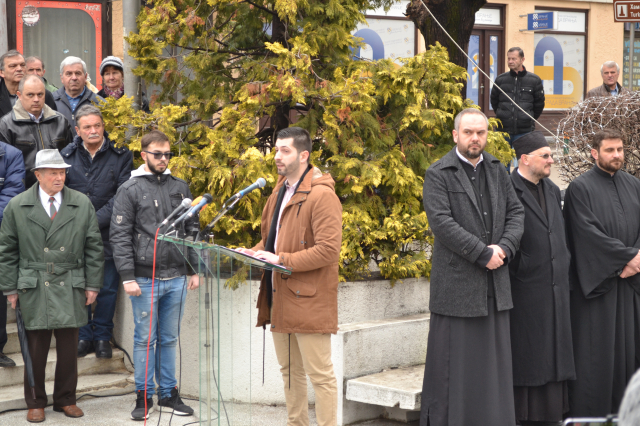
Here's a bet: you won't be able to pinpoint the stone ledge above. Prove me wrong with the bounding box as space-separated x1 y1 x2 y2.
346 364 424 411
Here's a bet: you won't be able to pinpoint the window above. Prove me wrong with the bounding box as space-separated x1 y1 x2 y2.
353 1 417 66
9 0 111 88
533 9 587 110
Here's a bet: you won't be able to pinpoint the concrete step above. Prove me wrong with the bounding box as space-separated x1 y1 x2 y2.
3 323 56 355
0 372 134 412
0 347 126 387
347 364 424 410
332 313 430 425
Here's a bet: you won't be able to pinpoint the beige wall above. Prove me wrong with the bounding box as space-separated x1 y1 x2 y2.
493 0 623 92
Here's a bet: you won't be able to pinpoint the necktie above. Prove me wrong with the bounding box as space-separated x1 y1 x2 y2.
49 197 57 220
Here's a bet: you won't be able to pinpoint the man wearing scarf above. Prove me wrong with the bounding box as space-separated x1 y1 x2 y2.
236 127 342 426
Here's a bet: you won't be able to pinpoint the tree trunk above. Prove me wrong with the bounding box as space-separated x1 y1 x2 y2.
406 0 486 70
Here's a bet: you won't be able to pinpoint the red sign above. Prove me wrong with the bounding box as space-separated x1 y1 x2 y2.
614 1 640 22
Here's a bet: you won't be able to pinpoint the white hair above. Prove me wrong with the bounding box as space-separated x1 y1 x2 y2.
601 61 620 74
59 56 87 75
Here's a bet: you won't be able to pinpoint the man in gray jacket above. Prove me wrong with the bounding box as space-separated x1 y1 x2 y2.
420 108 525 426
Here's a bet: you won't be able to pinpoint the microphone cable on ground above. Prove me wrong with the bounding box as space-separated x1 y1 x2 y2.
415 0 561 142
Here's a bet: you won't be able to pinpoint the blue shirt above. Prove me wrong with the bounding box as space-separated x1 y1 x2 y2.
65 87 86 112
611 86 619 96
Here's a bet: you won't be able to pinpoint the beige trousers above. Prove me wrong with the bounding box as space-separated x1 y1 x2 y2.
272 332 338 426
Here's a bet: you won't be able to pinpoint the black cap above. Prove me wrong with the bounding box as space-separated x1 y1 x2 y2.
513 131 549 159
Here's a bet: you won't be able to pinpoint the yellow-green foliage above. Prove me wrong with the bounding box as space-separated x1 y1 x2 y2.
103 0 513 282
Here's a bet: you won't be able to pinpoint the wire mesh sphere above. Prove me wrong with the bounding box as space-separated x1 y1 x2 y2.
556 92 640 183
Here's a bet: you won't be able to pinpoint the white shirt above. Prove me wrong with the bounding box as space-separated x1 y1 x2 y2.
274 179 299 253
39 187 62 218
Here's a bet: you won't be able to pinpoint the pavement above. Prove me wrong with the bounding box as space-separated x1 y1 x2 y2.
0 392 417 425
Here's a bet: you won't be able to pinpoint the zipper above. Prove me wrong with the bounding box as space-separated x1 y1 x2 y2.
36 123 44 151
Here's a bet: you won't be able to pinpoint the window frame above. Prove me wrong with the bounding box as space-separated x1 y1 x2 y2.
6 0 112 85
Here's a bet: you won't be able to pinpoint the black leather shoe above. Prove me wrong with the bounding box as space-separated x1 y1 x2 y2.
0 353 16 367
94 340 112 359
77 340 93 358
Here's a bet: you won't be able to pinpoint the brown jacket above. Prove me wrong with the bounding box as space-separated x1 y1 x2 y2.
586 82 628 99
252 166 342 334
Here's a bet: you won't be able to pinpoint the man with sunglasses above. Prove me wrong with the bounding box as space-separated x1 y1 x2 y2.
110 130 199 421
61 105 133 359
509 132 575 426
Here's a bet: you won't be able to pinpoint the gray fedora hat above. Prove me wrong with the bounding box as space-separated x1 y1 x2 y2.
31 149 72 172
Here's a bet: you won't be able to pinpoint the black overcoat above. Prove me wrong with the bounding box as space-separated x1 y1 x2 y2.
509 171 575 387
424 148 525 317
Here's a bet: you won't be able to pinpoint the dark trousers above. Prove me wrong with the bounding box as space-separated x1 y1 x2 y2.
79 259 120 341
0 293 6 353
25 328 79 409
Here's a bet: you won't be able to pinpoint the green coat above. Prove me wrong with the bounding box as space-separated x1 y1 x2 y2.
0 184 104 330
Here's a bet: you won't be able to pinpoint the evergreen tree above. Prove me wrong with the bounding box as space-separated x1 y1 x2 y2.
102 0 511 281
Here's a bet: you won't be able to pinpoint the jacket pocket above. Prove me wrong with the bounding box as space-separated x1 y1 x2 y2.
71 274 88 325
15 139 35 153
286 277 317 297
17 276 43 328
519 87 534 102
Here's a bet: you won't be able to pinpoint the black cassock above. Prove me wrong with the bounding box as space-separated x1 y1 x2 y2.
564 165 640 417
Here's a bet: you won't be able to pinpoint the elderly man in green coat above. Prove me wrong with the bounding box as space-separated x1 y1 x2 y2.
0 149 104 423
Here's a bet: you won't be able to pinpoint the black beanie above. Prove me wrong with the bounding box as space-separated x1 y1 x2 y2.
513 131 549 159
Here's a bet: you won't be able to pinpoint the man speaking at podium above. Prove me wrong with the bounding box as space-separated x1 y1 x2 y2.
237 127 342 426
110 130 198 421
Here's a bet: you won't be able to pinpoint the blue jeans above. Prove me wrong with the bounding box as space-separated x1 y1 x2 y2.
130 276 188 398
79 259 120 341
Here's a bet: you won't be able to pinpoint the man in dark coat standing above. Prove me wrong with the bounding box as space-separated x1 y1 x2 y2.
564 129 640 417
509 132 575 425
61 105 132 359
420 108 525 426
490 47 545 145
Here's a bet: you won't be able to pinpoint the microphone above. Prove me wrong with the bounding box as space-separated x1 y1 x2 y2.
160 198 192 227
170 194 213 229
231 178 267 200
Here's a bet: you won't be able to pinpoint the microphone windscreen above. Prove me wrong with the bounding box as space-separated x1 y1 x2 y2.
191 196 203 206
257 178 266 188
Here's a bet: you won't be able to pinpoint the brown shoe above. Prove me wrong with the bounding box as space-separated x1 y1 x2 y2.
26 408 45 423
53 404 84 418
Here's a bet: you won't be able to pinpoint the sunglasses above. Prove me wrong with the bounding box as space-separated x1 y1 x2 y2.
143 151 174 160
527 153 554 160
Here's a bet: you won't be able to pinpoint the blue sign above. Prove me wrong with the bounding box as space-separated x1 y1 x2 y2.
527 12 556 31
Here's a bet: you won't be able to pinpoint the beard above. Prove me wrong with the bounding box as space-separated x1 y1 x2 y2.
147 161 167 175
459 144 484 160
597 157 623 174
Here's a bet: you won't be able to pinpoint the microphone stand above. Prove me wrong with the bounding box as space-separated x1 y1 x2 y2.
196 195 242 242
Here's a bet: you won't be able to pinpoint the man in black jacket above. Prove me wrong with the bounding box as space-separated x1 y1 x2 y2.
61 105 132 359
0 50 57 118
490 47 545 145
0 75 73 188
110 130 198 421
509 132 575 426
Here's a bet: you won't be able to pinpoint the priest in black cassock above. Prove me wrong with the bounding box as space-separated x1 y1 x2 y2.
564 129 640 418
509 132 575 426
421 108 525 426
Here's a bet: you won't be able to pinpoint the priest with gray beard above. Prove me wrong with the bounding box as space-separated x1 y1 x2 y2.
564 129 640 417
509 132 575 426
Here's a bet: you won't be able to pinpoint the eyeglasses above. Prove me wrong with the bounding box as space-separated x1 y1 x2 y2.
143 151 174 160
527 153 554 160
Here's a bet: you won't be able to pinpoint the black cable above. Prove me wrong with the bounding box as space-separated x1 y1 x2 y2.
112 335 134 369
0 390 137 416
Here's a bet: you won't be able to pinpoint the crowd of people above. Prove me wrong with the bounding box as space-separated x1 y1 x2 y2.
0 50 195 423
0 43 638 426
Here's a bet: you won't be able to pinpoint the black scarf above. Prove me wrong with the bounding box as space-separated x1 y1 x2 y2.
264 164 312 307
